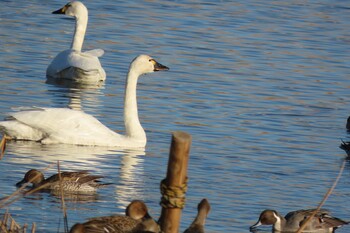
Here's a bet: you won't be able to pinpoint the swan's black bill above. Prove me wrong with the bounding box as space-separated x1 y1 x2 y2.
153 62 169 72
52 6 67 14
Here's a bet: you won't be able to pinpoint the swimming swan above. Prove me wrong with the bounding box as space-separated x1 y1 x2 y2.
0 55 169 147
46 1 106 83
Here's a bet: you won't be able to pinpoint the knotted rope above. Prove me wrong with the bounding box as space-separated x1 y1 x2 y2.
160 177 188 209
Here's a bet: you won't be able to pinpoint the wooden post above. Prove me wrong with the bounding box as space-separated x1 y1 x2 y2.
159 131 192 233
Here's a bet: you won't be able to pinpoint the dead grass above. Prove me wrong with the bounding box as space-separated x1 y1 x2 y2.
0 210 36 233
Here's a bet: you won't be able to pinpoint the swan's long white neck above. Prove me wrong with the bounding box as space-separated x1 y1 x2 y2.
123 70 146 141
71 11 88 51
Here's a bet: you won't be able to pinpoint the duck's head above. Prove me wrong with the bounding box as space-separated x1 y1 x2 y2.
126 200 150 220
126 200 160 233
198 198 211 216
52 1 87 18
129 55 169 76
16 169 45 187
69 223 85 233
250 209 279 231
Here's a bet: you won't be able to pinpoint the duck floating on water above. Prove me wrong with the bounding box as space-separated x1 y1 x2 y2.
184 199 211 233
69 200 160 233
16 169 110 194
250 209 348 233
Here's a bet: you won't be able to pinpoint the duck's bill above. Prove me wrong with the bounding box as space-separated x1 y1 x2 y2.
249 221 262 231
52 6 67 14
153 62 169 72
16 178 27 187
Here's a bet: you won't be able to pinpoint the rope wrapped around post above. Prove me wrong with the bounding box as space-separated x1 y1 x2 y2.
160 177 188 209
158 131 191 233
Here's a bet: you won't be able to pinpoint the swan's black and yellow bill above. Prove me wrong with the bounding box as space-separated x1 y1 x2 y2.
151 59 169 72
52 4 70 14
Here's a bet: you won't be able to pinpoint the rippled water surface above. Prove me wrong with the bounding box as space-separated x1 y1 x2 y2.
1 1 350 232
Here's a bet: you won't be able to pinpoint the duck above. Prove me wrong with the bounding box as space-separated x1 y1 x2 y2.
69 200 160 233
16 169 110 194
0 55 169 147
250 209 348 233
184 199 211 233
46 1 106 83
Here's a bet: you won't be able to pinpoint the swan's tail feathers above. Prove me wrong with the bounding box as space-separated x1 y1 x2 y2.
83 49 104 57
0 121 44 141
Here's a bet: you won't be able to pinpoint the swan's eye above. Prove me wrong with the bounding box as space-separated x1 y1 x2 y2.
149 59 156 65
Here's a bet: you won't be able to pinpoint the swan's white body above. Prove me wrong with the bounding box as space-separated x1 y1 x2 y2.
46 1 106 83
0 108 131 146
0 55 169 147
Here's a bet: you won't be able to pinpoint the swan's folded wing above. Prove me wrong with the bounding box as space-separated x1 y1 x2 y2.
83 49 104 57
47 50 73 75
7 108 79 135
68 50 104 71
47 49 104 74
1 107 127 146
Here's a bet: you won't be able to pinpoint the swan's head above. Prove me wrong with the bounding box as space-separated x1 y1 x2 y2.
52 1 88 18
129 55 169 75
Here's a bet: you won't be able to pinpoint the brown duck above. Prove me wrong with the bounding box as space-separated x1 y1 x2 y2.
69 200 160 233
16 169 110 193
183 199 211 233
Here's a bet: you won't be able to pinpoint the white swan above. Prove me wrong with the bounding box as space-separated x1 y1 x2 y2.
46 1 106 83
0 55 169 147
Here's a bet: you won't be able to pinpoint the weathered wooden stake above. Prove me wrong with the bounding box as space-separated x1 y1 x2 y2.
159 131 192 233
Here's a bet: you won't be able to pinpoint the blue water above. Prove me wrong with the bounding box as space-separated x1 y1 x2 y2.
1 0 350 232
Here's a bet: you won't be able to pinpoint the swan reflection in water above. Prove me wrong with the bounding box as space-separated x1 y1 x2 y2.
114 149 147 209
46 76 105 111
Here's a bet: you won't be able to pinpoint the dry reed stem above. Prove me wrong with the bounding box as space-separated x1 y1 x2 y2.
0 135 7 160
0 163 55 208
57 161 69 233
31 222 36 233
0 210 36 233
296 159 346 233
0 211 9 232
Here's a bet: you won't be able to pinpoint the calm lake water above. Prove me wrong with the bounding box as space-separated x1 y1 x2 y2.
1 0 350 232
